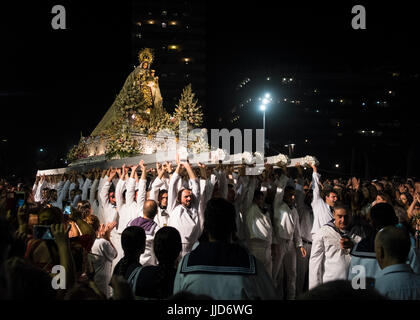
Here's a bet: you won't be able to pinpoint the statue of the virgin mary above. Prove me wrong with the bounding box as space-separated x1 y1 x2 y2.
91 48 164 136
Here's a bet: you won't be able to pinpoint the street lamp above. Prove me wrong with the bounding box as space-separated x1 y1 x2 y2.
259 93 272 148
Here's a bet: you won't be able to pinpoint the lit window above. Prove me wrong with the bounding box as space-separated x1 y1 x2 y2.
147 20 155 24
168 45 178 50
284 98 287 102
388 90 392 94
267 77 270 80
162 10 167 16
162 22 167 28
330 99 334 103
337 122 340 127
136 33 142 38
169 21 178 26
289 78 293 81
183 58 190 63
362 102 366 106
339 99 344 103
136 21 142 26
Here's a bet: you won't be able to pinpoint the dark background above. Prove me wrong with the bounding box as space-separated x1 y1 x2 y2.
0 1 419 182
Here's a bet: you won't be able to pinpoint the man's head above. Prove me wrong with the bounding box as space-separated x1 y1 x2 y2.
177 188 193 208
153 226 182 266
324 188 338 207
375 192 392 205
227 184 236 203
368 203 398 231
49 189 58 202
304 189 313 207
121 226 146 257
158 189 168 209
253 190 265 208
333 203 351 231
283 186 296 207
143 200 158 220
108 191 116 206
70 190 76 201
204 198 236 242
38 207 62 226
375 226 411 269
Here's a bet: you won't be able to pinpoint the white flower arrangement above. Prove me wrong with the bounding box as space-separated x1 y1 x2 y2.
191 138 210 154
302 155 319 167
273 153 290 166
178 146 189 161
254 151 264 163
242 151 254 165
105 131 139 159
212 148 229 162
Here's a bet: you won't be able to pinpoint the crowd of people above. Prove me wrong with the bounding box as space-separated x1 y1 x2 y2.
1 157 420 300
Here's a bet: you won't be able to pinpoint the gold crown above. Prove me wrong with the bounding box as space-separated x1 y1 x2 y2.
138 48 154 65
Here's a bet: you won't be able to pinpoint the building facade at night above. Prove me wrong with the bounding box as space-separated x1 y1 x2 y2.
224 66 419 178
131 0 206 113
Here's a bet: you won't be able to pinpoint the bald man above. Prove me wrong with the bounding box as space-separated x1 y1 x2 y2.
375 226 420 299
130 200 159 266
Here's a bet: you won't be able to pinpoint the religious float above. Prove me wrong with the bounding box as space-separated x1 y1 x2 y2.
37 48 318 175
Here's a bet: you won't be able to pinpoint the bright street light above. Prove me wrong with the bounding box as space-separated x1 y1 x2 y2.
260 104 266 111
265 93 271 98
262 98 269 105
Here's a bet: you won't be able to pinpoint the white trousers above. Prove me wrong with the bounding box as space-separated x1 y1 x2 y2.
110 230 123 274
272 239 297 300
247 240 272 278
296 242 312 297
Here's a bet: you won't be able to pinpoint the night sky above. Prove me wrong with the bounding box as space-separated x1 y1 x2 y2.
1 1 419 180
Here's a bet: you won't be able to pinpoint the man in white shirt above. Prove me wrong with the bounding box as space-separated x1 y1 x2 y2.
149 162 170 228
167 158 201 257
99 168 120 271
374 225 420 299
272 183 307 300
310 164 338 237
295 164 314 297
309 203 361 289
244 190 273 277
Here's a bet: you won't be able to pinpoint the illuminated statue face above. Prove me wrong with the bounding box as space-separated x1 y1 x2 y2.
142 62 149 69
147 80 156 89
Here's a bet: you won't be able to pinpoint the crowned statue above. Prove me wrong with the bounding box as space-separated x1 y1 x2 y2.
91 48 164 136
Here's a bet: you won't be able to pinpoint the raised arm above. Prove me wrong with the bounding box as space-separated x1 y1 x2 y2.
57 179 71 205
115 172 126 212
99 168 117 206
167 158 182 214
273 167 289 212
81 171 93 201
149 162 165 201
126 164 139 207
89 176 99 206
311 164 322 204
136 161 147 210
182 161 200 209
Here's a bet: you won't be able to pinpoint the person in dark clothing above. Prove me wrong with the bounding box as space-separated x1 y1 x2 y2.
112 226 145 280
134 226 182 299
